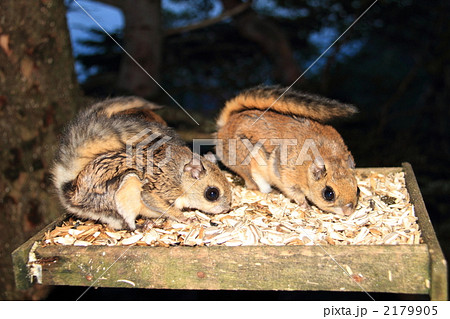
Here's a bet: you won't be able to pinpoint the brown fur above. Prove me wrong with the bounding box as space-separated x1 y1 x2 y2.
52 97 231 230
217 85 357 128
117 108 167 126
216 86 358 216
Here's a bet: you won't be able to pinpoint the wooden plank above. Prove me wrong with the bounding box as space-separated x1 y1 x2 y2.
355 167 403 175
11 214 67 290
11 166 444 299
32 244 430 294
402 162 448 301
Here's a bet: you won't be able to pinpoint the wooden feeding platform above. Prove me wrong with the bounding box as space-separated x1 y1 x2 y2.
12 163 447 300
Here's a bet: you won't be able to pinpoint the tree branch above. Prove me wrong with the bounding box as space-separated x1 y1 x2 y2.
95 0 125 10
221 0 301 84
165 1 251 37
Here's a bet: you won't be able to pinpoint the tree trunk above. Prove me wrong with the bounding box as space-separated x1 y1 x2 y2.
221 0 301 85
0 0 82 300
102 0 162 98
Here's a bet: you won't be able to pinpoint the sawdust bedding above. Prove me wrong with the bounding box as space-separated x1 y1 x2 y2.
42 170 421 247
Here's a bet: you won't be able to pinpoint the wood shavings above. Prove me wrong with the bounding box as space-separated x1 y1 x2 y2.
42 171 421 247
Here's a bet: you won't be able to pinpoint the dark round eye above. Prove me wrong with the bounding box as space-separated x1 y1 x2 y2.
322 186 335 201
204 186 220 202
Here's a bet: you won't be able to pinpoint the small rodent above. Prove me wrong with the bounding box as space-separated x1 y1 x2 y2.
52 96 232 230
216 85 358 216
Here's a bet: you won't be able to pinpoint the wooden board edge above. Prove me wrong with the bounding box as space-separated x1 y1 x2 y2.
355 167 403 174
11 165 442 297
32 244 430 294
11 214 68 290
402 162 448 301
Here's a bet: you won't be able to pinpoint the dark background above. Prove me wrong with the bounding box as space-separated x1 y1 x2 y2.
64 0 450 300
1 0 449 301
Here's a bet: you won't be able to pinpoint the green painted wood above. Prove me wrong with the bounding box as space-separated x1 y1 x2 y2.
11 166 446 299
11 214 67 290
31 244 430 294
402 162 448 301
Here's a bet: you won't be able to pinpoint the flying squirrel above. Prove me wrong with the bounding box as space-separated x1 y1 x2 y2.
52 96 232 230
216 85 359 216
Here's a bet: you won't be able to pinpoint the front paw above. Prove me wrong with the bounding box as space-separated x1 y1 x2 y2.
298 200 311 210
167 211 192 224
291 194 310 209
141 218 163 231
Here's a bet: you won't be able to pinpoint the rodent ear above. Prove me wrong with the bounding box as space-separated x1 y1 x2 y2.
203 152 217 163
347 154 355 169
310 157 326 180
184 154 206 180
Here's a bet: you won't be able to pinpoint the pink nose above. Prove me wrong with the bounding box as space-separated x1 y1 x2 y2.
342 203 354 216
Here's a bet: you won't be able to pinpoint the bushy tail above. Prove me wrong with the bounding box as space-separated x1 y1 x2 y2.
88 96 165 121
217 85 358 128
51 96 165 196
